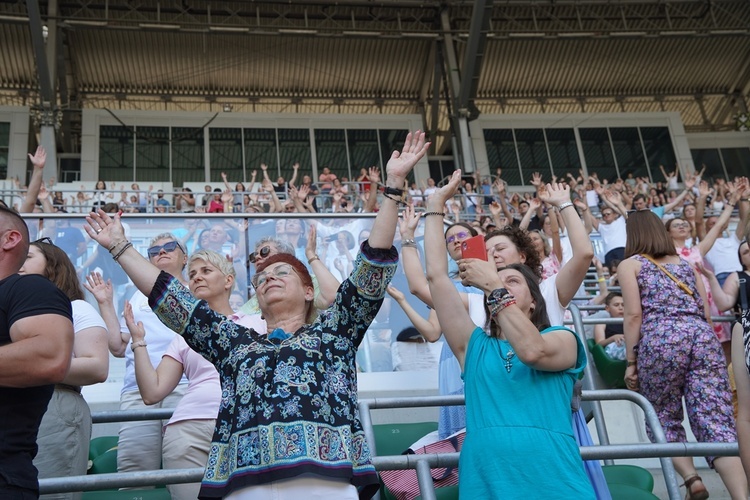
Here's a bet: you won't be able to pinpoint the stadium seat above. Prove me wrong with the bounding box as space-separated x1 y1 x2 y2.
602 464 655 492
88 435 118 461
88 448 118 475
587 339 627 389
607 483 660 500
82 489 172 500
371 422 439 457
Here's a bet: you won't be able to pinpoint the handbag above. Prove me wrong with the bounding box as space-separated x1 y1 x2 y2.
379 431 465 500
641 254 694 297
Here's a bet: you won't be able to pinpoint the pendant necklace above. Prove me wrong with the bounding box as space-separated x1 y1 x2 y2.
498 343 515 373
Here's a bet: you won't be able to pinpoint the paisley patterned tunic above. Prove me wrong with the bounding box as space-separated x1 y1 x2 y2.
148 242 397 499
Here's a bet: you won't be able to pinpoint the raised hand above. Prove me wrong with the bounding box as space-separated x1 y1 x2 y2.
221 172 228 181
528 197 542 211
530 172 543 187
386 285 405 302
84 209 126 250
221 189 233 203
385 130 430 185
38 185 50 200
260 163 268 171
489 201 502 216
83 271 114 305
426 170 462 209
297 184 310 201
28 146 46 170
398 203 421 238
684 173 697 191
305 223 318 260
368 166 381 184
123 301 146 343
699 180 711 198
538 182 571 208
293 162 300 170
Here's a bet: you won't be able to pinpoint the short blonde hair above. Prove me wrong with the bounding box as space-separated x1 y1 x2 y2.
188 250 236 277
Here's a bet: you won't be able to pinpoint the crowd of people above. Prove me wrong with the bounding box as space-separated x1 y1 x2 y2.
2 139 750 500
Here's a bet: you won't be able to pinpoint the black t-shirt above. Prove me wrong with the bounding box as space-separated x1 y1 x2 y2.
0 274 72 492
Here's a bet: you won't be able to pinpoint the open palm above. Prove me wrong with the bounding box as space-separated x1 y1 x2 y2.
385 130 429 182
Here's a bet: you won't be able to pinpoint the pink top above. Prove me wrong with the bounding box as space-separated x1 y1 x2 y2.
230 311 267 335
163 335 220 425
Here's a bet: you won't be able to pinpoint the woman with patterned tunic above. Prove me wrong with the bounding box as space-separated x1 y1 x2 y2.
83 130 430 500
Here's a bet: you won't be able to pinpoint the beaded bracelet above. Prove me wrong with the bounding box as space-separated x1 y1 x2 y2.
423 211 445 217
131 340 147 351
486 288 517 317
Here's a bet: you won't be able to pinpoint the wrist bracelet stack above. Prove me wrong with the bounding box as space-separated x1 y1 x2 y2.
486 288 517 317
383 186 407 205
109 240 133 262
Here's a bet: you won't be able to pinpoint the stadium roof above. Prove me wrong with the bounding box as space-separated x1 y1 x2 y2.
1 0 749 152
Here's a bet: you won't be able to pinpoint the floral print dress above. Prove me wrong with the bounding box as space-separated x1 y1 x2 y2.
148 242 397 499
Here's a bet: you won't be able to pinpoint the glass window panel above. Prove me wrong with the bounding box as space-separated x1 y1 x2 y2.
720 148 750 179
514 129 550 186
314 129 349 181
171 127 205 184
135 126 170 183
691 149 724 182
579 128 617 182
347 129 380 190
209 128 244 184
244 128 278 178
483 129 521 185
609 127 648 181
379 129 409 181
99 125 134 182
640 127 677 180
545 128 580 182
0 122 9 148
277 129 312 185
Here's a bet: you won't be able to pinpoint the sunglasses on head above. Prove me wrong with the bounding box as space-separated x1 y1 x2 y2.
33 237 54 245
445 231 470 244
147 240 183 258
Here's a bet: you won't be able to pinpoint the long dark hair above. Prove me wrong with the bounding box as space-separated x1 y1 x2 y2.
31 241 85 301
484 263 550 338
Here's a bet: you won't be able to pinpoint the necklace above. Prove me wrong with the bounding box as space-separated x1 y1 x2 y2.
498 343 515 373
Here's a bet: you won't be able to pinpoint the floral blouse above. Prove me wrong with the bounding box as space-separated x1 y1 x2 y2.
148 242 397 499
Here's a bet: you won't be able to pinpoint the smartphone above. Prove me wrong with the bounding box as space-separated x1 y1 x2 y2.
461 235 487 261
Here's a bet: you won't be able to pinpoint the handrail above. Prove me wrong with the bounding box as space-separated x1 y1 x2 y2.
43 391 736 498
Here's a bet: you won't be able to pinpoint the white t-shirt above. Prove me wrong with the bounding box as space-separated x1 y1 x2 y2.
597 216 627 254
72 300 107 356
163 335 221 425
120 290 188 394
705 233 742 276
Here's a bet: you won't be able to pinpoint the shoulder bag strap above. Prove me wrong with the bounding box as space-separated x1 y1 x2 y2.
641 254 694 297
739 271 748 312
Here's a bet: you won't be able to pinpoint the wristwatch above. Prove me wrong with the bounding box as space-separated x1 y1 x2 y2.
488 287 511 301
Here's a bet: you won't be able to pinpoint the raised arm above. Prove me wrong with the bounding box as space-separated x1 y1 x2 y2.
696 263 740 312
548 207 563 262
575 198 596 233
368 131 429 249
665 175 697 215
305 223 340 309
84 271 130 357
697 186 740 257
424 170 476 367
494 179 514 222
20 147 46 213
398 203 432 307
386 285 442 342
363 167 380 214
735 177 750 240
518 198 541 230
124 301 185 404
538 182 594 307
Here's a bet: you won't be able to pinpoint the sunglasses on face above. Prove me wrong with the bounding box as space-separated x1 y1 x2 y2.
252 263 293 288
250 245 272 263
445 231 470 244
147 240 183 258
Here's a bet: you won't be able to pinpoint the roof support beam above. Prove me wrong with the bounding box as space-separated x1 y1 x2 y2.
429 42 444 156
26 0 59 181
457 0 494 119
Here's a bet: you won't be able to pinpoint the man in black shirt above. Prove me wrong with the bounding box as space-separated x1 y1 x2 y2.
0 206 74 498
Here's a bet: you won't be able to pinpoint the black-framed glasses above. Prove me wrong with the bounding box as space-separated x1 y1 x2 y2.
251 263 293 289
147 240 184 258
33 237 54 245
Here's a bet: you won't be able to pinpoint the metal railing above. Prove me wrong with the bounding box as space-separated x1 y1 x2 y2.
39 389 743 499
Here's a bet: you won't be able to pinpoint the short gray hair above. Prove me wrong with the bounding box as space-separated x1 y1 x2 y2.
150 232 182 250
188 250 236 277
255 236 294 256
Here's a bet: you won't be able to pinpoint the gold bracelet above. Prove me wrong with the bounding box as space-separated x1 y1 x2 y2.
307 256 320 264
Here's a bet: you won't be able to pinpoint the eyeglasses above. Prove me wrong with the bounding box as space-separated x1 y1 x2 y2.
147 240 183 258
252 263 294 288
601 212 614 217
670 222 690 229
445 231 470 244
33 237 54 245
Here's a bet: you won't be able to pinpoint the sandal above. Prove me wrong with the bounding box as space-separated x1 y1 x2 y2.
682 474 709 500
